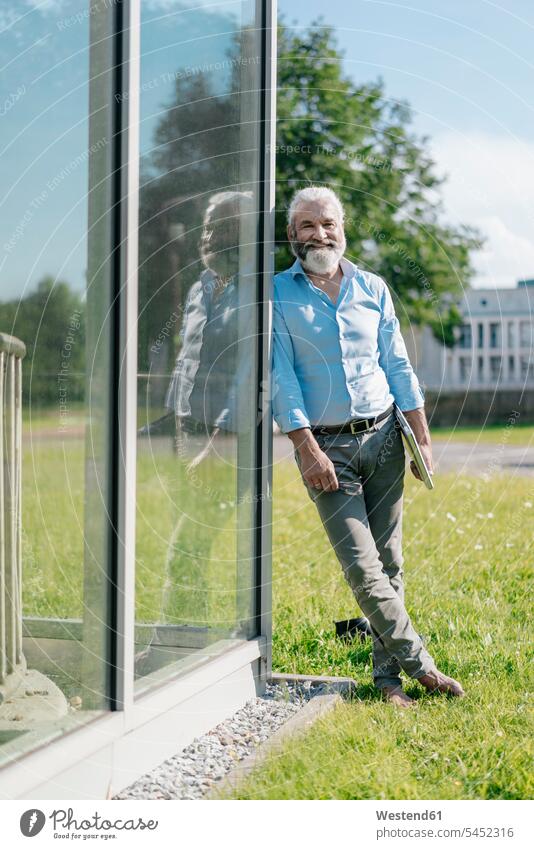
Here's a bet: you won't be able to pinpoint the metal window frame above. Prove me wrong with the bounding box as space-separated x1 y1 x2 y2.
254 0 277 682
0 0 277 797
115 0 277 708
112 0 139 718
106 0 277 712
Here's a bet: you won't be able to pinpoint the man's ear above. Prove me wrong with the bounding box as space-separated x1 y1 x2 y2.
287 224 293 244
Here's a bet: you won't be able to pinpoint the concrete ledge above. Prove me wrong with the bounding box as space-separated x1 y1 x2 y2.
209 673 357 798
270 672 357 699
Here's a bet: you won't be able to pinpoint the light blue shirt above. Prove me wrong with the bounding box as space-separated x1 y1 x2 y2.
271 257 425 433
164 268 241 430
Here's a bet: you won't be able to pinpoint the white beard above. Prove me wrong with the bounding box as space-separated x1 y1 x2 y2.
303 249 339 274
302 241 345 274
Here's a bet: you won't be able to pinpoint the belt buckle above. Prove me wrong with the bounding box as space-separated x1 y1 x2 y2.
350 417 374 435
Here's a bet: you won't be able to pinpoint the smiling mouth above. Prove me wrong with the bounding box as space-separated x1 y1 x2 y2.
305 241 336 251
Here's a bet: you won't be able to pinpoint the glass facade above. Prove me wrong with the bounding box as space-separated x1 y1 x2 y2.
134 1 264 691
0 1 116 762
0 0 274 778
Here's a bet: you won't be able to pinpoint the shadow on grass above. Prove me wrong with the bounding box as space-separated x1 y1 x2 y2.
347 680 463 704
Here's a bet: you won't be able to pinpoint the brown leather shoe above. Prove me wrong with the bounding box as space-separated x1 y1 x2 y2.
417 668 465 697
379 685 416 708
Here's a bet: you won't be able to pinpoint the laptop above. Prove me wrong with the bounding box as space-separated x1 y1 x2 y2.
393 405 434 490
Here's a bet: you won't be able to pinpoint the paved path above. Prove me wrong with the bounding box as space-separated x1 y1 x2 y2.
273 436 534 477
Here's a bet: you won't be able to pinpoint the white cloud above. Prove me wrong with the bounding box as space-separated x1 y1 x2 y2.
24 0 64 12
0 8 19 31
430 132 534 288
471 216 534 288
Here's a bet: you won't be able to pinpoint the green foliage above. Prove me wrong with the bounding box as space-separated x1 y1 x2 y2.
0 276 85 405
276 21 482 344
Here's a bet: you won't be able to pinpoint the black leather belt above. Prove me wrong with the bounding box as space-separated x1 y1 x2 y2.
310 404 394 437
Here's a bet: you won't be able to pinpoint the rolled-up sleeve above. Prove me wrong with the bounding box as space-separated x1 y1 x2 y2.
271 299 311 433
164 283 204 415
377 280 425 411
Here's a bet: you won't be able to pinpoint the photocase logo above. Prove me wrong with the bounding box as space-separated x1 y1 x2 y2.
20 809 46 837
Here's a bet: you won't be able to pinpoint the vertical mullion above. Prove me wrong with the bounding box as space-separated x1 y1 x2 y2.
5 355 15 674
15 355 22 665
255 0 276 681
0 352 5 684
113 0 140 716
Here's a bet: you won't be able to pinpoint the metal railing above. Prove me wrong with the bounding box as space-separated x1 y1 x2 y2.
0 333 26 704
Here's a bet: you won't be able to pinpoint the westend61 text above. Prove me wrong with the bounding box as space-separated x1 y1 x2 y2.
376 809 442 821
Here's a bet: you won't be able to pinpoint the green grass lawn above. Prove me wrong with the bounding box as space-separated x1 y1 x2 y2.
18 418 533 799
21 430 249 631
430 423 534 445
224 460 534 800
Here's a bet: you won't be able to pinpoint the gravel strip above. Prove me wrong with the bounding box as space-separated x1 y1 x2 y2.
114 681 324 800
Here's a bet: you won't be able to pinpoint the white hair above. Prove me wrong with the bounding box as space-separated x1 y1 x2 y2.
287 186 345 230
203 190 253 227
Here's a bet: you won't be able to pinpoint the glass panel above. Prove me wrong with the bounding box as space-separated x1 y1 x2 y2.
0 2 115 763
489 322 501 349
489 356 502 383
134 1 262 691
519 321 532 348
458 356 471 383
520 355 534 382
458 324 471 349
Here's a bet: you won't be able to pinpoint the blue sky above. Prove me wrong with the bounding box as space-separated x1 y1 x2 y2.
281 0 534 141
1 0 533 299
279 0 534 287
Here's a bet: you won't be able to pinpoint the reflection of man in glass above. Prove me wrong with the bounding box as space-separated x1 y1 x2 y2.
161 191 254 633
165 191 252 445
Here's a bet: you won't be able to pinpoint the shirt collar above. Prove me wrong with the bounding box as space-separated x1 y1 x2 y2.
289 255 358 282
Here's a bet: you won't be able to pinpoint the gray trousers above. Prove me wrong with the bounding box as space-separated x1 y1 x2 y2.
294 410 435 688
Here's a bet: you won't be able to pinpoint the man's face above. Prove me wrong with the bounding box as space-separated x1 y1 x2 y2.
200 204 242 280
288 200 346 274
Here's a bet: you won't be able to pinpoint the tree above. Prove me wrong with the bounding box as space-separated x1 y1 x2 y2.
0 277 85 405
276 21 481 344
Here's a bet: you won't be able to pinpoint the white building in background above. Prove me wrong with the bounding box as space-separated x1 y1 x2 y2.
406 279 534 392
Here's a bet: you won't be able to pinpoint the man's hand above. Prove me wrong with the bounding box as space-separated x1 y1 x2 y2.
287 427 339 492
402 407 434 481
409 443 433 481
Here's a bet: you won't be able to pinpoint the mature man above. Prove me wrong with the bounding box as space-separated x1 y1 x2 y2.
271 186 464 707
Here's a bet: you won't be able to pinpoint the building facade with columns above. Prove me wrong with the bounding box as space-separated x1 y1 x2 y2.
406 279 534 393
